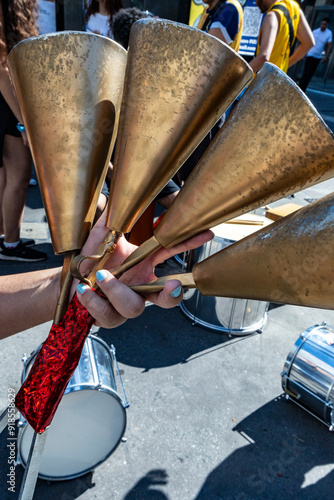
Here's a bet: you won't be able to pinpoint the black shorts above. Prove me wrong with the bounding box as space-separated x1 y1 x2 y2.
0 92 21 167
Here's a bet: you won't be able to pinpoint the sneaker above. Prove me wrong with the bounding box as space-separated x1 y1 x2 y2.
0 241 47 262
0 236 35 247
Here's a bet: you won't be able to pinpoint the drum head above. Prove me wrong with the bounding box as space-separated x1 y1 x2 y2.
19 388 126 480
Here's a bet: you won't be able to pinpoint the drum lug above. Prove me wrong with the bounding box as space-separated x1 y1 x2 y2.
282 378 301 400
110 345 130 409
21 353 29 382
330 407 334 432
286 389 300 400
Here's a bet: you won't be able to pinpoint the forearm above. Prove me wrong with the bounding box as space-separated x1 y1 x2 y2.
0 65 24 123
288 43 313 68
289 11 315 68
249 53 268 73
208 27 228 45
324 43 332 60
0 267 62 340
249 12 278 74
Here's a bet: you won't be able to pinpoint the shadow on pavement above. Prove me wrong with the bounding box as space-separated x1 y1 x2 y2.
194 396 334 500
98 304 257 371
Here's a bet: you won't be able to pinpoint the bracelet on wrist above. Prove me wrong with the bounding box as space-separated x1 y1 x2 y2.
17 122 25 133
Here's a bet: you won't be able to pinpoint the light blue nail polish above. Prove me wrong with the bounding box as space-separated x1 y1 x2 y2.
96 269 108 282
77 284 88 295
170 285 182 298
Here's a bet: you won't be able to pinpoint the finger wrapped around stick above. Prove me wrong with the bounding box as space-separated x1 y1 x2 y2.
76 273 145 329
74 225 214 328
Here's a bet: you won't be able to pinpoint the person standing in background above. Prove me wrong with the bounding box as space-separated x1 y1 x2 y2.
197 0 244 51
250 0 314 74
85 0 123 39
298 18 332 93
176 0 244 185
0 0 47 262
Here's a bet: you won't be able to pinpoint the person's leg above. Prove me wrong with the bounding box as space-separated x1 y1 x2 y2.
0 166 6 235
299 57 320 93
2 134 31 243
0 135 46 261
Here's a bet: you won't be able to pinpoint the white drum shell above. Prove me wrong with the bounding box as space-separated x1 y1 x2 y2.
18 335 127 480
282 324 334 429
180 219 270 335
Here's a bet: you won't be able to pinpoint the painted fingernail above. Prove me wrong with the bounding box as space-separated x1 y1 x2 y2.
96 270 108 282
77 284 89 295
170 285 182 298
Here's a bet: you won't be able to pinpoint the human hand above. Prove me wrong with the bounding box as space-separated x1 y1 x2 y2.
72 211 213 328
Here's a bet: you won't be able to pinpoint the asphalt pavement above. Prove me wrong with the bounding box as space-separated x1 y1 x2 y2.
1 89 334 500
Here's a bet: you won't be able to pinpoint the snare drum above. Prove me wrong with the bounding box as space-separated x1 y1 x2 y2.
18 335 128 480
180 216 272 336
282 323 334 431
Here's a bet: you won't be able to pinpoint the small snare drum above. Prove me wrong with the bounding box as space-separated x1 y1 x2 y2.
180 216 272 336
282 323 334 431
18 335 129 480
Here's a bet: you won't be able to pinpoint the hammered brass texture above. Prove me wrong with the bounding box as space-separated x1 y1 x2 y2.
8 32 127 254
154 63 334 248
106 19 253 234
193 193 334 309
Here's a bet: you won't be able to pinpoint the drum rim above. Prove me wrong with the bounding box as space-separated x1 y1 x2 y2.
281 324 334 429
18 334 127 481
179 301 268 335
18 389 127 481
21 334 115 383
282 324 328 391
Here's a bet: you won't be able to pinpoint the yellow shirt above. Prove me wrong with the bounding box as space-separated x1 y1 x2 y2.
256 0 300 73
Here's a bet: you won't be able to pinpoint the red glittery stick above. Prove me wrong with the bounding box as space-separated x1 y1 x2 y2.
15 294 94 433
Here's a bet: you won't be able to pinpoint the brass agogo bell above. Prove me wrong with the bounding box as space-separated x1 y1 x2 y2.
8 31 127 254
116 63 334 276
132 193 334 311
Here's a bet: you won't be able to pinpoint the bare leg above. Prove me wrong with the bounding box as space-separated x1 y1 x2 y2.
2 135 31 243
0 166 6 235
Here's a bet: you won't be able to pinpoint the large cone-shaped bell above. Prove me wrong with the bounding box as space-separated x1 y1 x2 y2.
106 19 253 234
115 62 334 276
131 193 334 310
154 63 334 248
193 193 334 309
8 32 127 254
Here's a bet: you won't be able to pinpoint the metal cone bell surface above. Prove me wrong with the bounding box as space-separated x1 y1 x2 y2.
154 63 334 248
8 32 127 254
192 193 334 309
106 18 253 234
